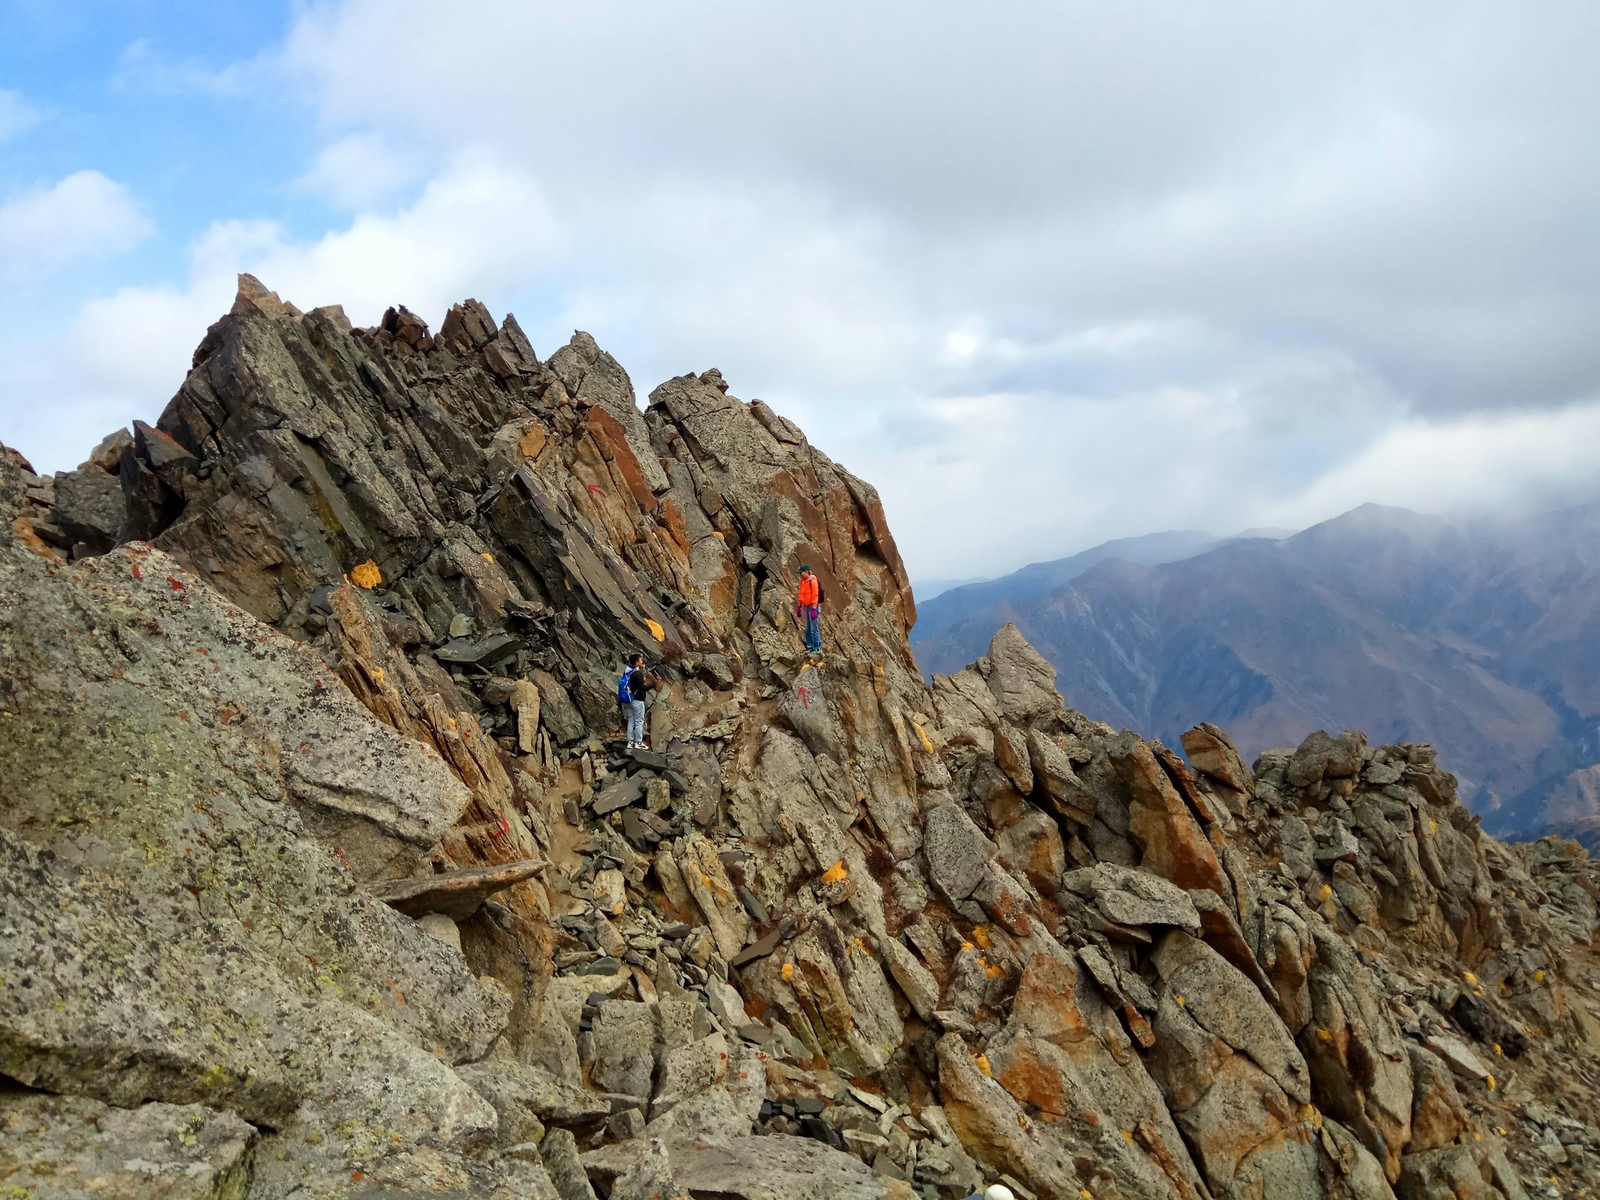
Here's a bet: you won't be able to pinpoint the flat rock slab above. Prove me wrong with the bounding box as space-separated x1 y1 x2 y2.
370 859 545 919
434 631 521 669
594 773 648 815
583 1133 917 1199
730 919 794 968
0 1092 254 1200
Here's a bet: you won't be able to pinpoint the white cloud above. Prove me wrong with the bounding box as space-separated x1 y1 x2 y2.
16 1 1600 584
260 0 1600 575
295 132 426 210
0 88 39 142
110 38 268 97
0 171 153 281
7 154 556 474
1263 403 1600 529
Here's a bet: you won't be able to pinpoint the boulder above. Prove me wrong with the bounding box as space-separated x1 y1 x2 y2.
924 802 999 903
0 1092 254 1200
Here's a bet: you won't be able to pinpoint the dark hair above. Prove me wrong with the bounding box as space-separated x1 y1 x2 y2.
628 652 644 666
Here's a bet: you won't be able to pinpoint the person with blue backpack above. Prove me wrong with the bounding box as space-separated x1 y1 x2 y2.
617 652 652 749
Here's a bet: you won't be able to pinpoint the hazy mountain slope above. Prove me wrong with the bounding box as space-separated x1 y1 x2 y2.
913 529 1221 641
914 503 1600 834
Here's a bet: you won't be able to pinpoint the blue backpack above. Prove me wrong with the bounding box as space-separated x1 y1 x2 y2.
617 668 635 704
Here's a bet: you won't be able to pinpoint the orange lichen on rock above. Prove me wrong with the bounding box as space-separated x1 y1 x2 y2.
350 560 383 589
11 517 58 561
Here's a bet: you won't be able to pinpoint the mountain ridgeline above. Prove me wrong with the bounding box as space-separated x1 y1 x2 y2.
914 504 1600 840
5 277 1600 1198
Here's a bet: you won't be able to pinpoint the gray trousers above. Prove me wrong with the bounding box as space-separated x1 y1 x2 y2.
626 698 646 744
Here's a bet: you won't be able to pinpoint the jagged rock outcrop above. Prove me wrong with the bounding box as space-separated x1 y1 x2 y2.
5 279 1600 1198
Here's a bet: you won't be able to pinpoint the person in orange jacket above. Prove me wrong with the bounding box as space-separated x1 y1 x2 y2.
796 564 825 657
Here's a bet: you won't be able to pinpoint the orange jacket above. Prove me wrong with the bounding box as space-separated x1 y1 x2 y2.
798 575 819 606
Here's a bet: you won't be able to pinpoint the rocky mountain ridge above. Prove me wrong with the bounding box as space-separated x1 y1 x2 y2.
4 277 1600 1199
912 502 1600 840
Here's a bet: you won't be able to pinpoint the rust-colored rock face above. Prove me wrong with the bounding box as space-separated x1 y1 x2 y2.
6 278 1600 1198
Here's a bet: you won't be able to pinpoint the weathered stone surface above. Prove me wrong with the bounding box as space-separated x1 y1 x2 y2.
590 1001 657 1100
1300 923 1413 1181
584 1133 917 1199
370 858 545 919
541 1128 600 1200
456 1059 612 1141
648 1032 764 1141
1147 932 1318 1195
0 1091 255 1200
1062 861 1203 933
924 801 998 902
880 936 941 1022
1288 730 1368 788
512 678 543 751
1181 721 1253 812
1113 738 1232 897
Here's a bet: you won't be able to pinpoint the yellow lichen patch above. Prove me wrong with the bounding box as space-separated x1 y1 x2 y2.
1298 1104 1324 1130
480 552 495 563
980 958 1004 980
1315 1028 1333 1043
780 962 795 982
645 618 665 642
371 667 386 689
12 517 59 560
972 925 992 949
1534 969 1547 983
959 941 975 953
350 560 383 589
975 1054 992 1077
1080 1191 1094 1200
1473 1129 1483 1142
1493 1043 1502 1056
1486 1075 1496 1092
1318 884 1333 899
1120 1129 1135 1144
1462 970 1479 986
821 859 848 885
713 530 726 539
912 721 935 754
1429 817 1439 836
1174 994 1186 1007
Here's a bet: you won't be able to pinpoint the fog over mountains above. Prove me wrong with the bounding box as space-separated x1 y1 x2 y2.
913 500 1600 837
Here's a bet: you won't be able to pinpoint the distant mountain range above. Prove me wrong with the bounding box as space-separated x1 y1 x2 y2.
912 501 1600 836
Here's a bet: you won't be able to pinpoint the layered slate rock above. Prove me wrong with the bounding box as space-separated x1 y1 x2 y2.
6 280 1600 1199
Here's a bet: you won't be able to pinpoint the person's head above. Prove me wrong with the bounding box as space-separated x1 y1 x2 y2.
628 652 644 667
799 563 812 577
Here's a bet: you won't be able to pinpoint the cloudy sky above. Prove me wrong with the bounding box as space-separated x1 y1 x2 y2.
3 1 1599 578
